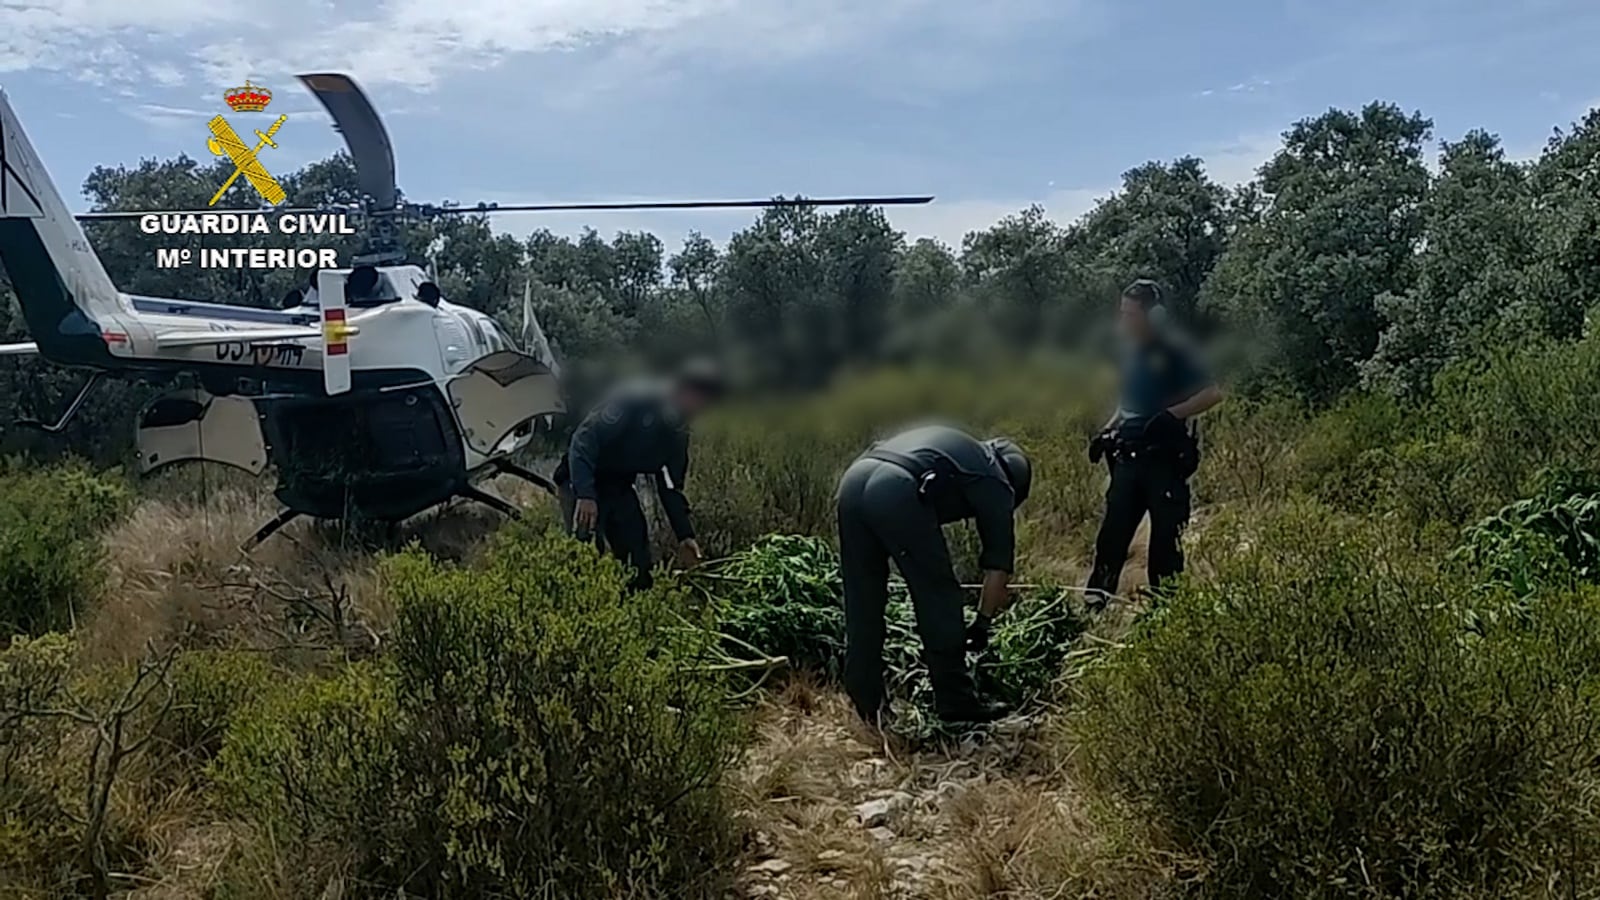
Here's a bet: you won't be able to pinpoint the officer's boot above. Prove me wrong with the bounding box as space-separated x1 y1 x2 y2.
926 649 1008 724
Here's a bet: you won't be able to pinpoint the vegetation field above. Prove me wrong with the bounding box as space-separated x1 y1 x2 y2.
6 98 1600 898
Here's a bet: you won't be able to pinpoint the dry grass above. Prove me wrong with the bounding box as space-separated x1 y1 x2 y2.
730 671 1182 900
80 472 563 667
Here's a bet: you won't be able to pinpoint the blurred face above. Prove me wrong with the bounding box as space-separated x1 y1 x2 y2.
674 385 717 420
1118 295 1151 340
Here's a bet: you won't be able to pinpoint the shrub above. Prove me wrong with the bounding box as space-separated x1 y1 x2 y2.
1454 473 1600 598
381 526 745 898
0 464 129 638
210 663 398 862
156 650 281 765
1070 501 1600 898
213 526 748 898
0 632 78 880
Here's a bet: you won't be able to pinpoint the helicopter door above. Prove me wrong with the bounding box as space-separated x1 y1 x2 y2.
135 388 268 476
447 351 563 456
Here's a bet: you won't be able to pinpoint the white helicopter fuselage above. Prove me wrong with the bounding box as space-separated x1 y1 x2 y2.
1 85 564 528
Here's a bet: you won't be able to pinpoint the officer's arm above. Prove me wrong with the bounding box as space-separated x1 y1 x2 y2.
567 400 626 500
970 477 1018 617
654 436 695 542
1166 345 1223 419
1170 384 1222 418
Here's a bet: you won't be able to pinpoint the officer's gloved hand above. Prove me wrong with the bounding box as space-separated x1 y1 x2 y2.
1089 430 1114 464
1142 410 1183 445
965 612 994 653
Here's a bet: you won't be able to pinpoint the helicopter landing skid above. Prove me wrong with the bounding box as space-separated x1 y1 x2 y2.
458 484 521 519
241 508 303 551
491 459 558 497
17 371 103 433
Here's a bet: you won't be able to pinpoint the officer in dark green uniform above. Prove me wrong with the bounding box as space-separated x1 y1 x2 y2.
1085 280 1222 606
835 424 1033 725
554 360 725 590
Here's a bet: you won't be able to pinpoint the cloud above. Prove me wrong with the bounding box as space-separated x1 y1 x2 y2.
1199 131 1282 186
128 103 212 127
2 0 1092 99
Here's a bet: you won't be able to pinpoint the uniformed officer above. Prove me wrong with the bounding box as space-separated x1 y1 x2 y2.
553 359 724 589
1085 280 1222 606
836 424 1032 725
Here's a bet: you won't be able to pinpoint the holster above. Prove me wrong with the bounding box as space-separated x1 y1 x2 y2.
1113 431 1201 478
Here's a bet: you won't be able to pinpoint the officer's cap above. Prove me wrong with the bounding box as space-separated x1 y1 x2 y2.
987 437 1032 508
1121 279 1163 309
675 357 727 400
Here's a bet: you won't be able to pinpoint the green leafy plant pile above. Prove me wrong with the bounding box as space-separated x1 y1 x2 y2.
1454 470 1600 597
694 534 1086 733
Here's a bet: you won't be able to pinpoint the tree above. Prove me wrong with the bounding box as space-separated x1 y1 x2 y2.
668 231 723 343
960 205 1075 346
816 206 903 364
1202 103 1433 401
1364 131 1536 398
1070 157 1231 325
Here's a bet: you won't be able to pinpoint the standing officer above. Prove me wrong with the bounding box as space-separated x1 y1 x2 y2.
1085 280 1222 606
553 359 725 589
835 424 1032 725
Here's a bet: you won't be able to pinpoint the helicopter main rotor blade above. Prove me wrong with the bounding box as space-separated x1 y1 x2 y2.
426 196 935 214
297 73 397 211
72 196 936 222
76 207 337 221
432 196 934 212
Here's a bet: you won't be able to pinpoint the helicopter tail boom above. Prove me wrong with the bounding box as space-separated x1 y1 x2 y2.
0 89 131 366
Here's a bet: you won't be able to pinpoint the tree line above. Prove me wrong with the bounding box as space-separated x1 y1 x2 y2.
3 99 1600 462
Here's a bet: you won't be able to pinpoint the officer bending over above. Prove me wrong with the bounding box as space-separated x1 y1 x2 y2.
554 360 724 589
1085 280 1222 606
836 425 1032 725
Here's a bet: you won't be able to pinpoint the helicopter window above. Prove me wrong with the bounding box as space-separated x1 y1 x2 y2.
484 321 511 351
462 315 486 348
344 266 404 308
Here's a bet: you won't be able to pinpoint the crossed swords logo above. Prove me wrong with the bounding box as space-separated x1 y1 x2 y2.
206 113 288 206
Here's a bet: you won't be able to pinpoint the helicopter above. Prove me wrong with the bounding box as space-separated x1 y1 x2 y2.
0 72 934 547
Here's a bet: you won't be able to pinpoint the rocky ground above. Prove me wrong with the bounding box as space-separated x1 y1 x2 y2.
730 677 1105 900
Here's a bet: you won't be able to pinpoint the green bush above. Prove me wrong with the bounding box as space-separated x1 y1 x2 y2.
1071 501 1600 898
156 650 281 765
382 526 745 898
1454 473 1600 599
0 464 129 638
213 526 747 898
210 663 398 862
0 632 78 880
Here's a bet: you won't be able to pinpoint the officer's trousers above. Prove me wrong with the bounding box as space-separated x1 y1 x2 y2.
836 457 978 721
1086 450 1191 598
554 459 654 591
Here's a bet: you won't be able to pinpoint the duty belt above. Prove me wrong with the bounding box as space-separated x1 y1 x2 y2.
864 447 940 496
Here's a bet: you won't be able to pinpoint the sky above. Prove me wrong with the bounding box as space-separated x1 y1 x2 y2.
3 0 1599 254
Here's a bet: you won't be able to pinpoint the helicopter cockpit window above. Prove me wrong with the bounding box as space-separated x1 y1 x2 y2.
462 315 486 349
344 266 405 309
483 321 512 352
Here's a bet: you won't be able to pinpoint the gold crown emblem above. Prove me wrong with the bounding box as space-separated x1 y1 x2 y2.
224 80 272 113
